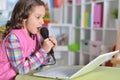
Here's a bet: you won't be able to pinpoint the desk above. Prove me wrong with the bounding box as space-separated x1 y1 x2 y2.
15 66 120 80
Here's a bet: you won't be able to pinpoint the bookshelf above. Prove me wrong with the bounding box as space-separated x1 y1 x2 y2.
48 0 120 66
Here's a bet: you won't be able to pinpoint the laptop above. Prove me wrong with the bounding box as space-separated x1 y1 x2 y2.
33 50 119 79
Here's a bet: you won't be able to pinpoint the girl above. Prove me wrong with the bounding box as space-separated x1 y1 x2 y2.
0 0 57 80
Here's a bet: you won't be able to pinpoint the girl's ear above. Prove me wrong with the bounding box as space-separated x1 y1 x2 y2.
23 19 27 24
23 19 27 22
22 19 27 26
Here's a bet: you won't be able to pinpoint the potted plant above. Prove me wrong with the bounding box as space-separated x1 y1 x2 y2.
111 8 118 28
111 8 118 19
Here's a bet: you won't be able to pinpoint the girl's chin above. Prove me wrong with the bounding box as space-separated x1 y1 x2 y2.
31 28 40 34
31 31 38 34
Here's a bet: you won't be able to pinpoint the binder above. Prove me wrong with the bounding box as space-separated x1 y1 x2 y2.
50 0 54 8
88 13 91 28
93 3 103 28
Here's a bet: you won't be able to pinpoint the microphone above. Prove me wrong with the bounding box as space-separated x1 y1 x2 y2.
40 27 56 64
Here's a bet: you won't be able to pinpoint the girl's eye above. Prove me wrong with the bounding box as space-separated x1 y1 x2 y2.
36 16 40 19
36 15 45 19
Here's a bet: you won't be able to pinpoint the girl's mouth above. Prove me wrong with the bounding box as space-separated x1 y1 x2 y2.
37 27 41 30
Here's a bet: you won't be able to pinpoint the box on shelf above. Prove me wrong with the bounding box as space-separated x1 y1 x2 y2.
81 39 89 53
89 40 102 56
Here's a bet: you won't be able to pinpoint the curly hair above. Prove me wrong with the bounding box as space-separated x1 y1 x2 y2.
3 0 45 38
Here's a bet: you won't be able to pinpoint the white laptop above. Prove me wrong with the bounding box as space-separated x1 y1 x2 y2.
33 50 119 79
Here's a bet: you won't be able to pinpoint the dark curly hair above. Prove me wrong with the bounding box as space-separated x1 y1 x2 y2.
3 0 45 38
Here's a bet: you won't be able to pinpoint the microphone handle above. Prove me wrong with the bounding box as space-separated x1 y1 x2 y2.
43 37 55 60
49 49 56 61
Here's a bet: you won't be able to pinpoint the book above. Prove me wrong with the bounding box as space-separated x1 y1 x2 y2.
84 12 89 28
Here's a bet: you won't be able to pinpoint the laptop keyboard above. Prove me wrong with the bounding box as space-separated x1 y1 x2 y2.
59 67 80 77
37 66 80 77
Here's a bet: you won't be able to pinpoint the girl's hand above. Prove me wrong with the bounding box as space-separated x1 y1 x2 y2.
48 36 57 49
41 36 57 53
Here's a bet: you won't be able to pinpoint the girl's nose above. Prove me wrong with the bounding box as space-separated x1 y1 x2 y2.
40 19 44 25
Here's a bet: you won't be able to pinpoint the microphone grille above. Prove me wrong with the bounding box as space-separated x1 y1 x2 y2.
40 27 49 38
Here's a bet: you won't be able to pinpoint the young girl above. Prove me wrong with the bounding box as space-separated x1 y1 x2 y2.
0 0 57 80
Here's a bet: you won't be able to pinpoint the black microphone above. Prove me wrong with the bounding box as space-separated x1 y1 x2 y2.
40 27 56 64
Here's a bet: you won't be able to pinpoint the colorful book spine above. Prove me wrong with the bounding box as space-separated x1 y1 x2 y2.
50 0 54 8
84 12 89 28
88 13 91 28
93 3 103 28
76 16 81 26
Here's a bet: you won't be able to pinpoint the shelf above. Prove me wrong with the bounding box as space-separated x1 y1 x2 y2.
48 23 72 27
92 0 104 3
81 27 91 30
104 28 118 31
54 46 68 52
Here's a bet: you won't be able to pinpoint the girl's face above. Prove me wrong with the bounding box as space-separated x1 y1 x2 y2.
23 5 45 35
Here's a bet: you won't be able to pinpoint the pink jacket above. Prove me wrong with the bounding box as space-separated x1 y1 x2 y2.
0 29 40 80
